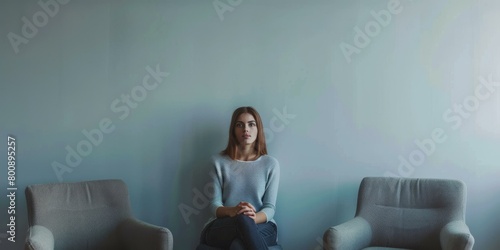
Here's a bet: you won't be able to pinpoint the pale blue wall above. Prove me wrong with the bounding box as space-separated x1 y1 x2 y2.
1 0 500 249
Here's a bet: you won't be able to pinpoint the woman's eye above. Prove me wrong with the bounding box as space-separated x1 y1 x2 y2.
249 123 256 127
236 123 243 128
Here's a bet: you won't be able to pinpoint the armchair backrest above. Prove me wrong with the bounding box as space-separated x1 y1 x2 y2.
356 177 467 249
25 179 132 250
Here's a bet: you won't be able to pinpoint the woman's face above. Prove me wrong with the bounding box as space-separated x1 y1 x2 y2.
234 112 258 146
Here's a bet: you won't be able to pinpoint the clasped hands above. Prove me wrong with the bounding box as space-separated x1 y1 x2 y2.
230 201 257 222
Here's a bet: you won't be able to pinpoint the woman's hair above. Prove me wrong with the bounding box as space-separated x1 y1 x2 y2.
221 106 268 160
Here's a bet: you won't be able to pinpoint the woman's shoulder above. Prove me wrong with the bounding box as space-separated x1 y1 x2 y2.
259 155 280 168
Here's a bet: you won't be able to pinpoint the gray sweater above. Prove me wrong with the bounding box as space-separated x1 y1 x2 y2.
208 153 280 224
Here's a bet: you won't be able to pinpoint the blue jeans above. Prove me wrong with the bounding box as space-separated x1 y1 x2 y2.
199 214 278 250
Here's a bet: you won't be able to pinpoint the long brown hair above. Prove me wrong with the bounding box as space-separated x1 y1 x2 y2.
221 106 268 160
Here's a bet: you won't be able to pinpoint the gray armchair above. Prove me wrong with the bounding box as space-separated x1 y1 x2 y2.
25 179 173 250
323 177 474 250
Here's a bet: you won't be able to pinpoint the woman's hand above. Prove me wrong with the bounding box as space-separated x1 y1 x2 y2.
238 202 256 212
238 201 257 222
224 203 253 217
216 206 245 218
217 202 262 223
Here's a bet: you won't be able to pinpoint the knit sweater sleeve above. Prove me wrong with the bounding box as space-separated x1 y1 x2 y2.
260 159 280 222
209 156 223 217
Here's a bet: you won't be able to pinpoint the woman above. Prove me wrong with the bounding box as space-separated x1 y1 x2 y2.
198 106 280 250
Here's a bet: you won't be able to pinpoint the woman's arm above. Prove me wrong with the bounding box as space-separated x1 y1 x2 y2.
215 206 240 218
259 161 280 222
253 212 267 224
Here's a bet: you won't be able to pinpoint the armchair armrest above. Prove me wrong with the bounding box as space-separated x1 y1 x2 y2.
440 220 474 250
118 218 173 250
25 225 54 250
323 216 371 250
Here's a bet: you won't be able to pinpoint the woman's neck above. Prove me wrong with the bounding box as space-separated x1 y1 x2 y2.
236 145 257 161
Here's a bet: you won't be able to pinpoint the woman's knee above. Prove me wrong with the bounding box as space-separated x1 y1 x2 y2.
234 214 255 227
